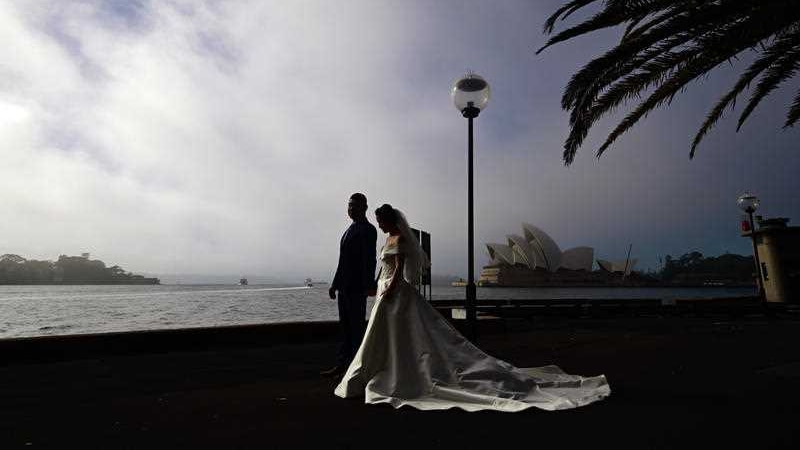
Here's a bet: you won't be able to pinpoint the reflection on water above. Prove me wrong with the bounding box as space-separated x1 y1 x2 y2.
0 284 753 338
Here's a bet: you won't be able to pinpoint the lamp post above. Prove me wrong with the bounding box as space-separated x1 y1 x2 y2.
737 192 763 299
452 73 490 341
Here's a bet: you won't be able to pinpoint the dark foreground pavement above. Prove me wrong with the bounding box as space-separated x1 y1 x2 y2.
2 316 799 449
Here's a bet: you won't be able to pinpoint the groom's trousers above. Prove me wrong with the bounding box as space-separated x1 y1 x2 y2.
336 290 367 367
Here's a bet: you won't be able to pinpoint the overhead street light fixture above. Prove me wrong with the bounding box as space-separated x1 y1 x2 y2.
451 73 490 341
738 191 763 299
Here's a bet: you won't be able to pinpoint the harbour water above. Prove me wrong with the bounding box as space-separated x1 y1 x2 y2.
0 284 754 339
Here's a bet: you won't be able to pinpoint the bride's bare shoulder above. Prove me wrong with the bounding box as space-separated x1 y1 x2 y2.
387 235 402 246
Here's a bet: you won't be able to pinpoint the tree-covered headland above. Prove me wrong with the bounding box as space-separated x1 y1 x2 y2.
0 254 159 285
658 251 755 285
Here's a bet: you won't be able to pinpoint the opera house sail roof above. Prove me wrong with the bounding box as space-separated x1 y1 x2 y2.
484 224 595 273
522 223 562 271
506 234 537 269
486 243 515 266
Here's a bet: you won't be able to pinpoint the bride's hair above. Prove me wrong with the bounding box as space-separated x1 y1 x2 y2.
375 204 398 225
375 204 431 284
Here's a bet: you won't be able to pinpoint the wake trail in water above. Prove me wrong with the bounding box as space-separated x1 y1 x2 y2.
1 286 311 302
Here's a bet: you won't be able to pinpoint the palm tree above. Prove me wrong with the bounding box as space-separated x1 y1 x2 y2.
538 0 800 165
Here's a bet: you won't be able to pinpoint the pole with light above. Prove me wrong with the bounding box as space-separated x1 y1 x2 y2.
451 73 490 341
737 192 763 299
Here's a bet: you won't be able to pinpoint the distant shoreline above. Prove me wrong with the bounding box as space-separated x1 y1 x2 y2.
0 279 160 286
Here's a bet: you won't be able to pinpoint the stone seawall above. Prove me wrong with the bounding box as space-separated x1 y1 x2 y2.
0 321 341 365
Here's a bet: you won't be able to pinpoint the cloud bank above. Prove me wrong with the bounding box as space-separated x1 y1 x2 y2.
2 1 799 282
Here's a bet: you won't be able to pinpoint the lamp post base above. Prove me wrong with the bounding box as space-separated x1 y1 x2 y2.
466 283 477 341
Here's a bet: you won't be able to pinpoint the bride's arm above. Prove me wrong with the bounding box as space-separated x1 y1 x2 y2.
382 239 405 297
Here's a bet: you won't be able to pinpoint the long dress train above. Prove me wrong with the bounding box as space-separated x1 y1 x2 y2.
334 242 610 412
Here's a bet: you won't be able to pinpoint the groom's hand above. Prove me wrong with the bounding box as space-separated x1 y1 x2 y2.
328 287 336 300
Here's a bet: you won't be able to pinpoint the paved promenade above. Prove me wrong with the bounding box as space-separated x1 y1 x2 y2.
2 315 799 449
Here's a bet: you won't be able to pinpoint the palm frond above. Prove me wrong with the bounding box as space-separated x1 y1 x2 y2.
541 0 711 53
593 52 732 160
736 51 800 130
538 9 638 54
561 2 754 111
623 6 690 41
543 0 599 34
690 31 800 157
564 48 702 160
623 15 647 39
595 11 800 159
541 0 800 164
784 88 800 127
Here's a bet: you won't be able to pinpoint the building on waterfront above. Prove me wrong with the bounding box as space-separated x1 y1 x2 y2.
481 224 609 286
745 217 800 303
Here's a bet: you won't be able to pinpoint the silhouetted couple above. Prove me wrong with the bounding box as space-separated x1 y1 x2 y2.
325 193 610 412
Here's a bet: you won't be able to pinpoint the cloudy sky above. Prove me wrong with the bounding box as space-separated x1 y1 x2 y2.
2 0 799 283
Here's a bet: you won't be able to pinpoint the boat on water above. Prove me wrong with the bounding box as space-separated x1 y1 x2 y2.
451 278 467 287
239 278 248 286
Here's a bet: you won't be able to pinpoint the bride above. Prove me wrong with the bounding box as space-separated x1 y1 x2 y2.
334 204 610 412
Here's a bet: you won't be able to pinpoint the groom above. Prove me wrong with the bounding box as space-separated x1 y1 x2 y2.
322 193 377 378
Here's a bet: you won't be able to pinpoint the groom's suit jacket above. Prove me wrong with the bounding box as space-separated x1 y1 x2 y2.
331 219 378 295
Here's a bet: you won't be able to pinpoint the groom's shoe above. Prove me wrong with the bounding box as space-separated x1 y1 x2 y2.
320 365 345 378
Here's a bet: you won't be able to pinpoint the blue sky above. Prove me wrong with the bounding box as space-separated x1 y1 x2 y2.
1 1 799 282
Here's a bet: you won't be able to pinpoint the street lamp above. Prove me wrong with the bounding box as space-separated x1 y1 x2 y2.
737 192 763 299
452 73 490 341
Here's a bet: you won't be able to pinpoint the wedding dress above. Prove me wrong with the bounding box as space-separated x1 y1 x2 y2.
334 212 610 412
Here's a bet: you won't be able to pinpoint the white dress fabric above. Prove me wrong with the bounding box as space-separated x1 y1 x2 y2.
334 242 611 412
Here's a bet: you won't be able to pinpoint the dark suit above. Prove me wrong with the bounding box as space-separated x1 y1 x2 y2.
331 218 377 366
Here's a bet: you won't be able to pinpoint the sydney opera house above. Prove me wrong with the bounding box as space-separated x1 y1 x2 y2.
480 223 639 286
